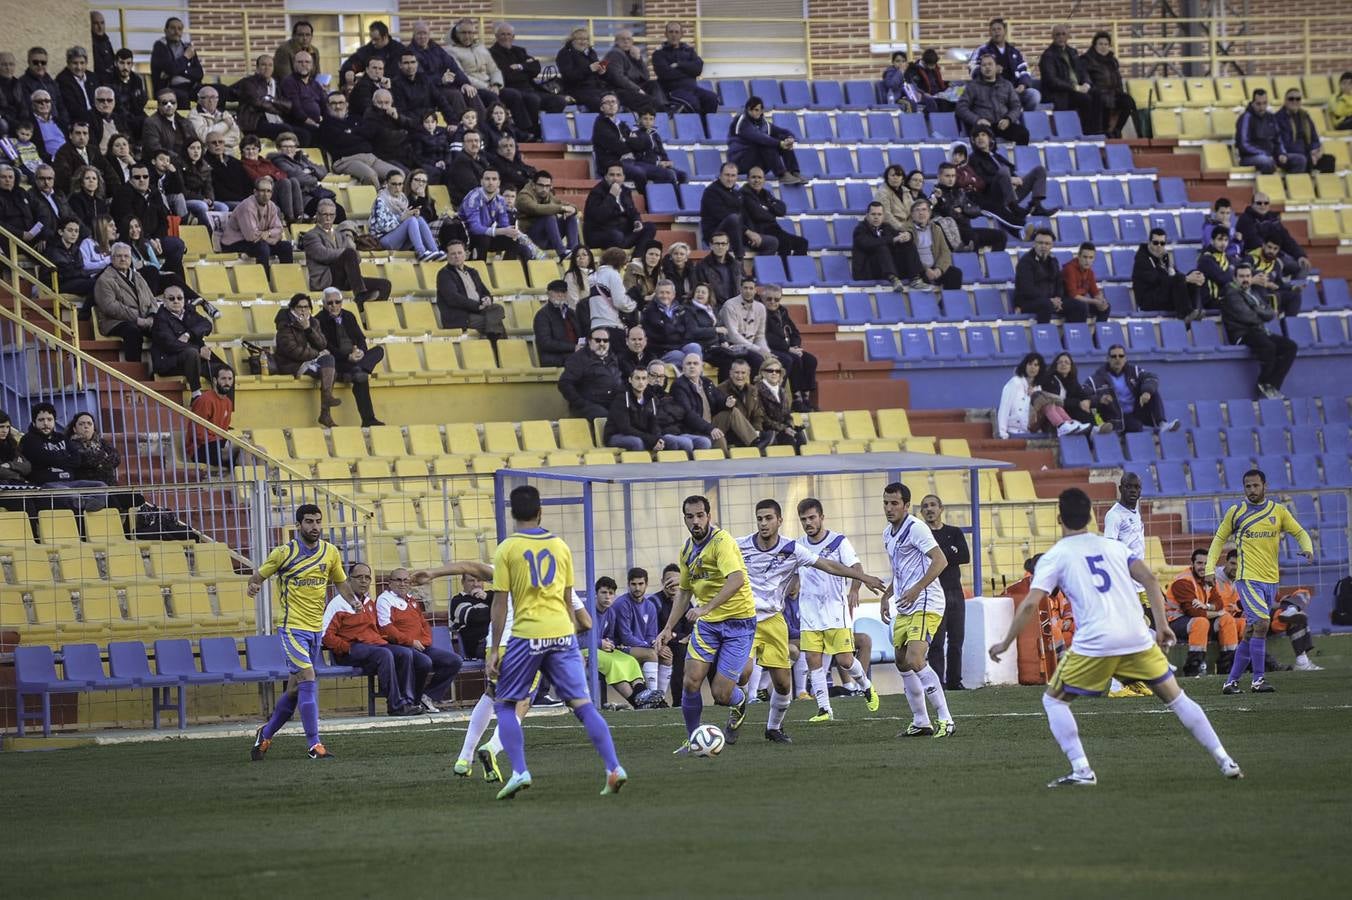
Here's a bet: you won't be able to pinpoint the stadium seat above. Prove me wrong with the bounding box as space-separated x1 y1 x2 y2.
1155 460 1188 494
1058 435 1092 467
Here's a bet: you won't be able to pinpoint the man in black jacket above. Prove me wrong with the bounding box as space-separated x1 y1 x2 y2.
1012 228 1063 322
435 240 506 339
488 22 565 126
533 280 581 366
1082 345 1180 433
450 571 492 658
968 125 1056 223
851 202 911 289
1235 193 1308 275
583 163 655 249
27 164 76 249
106 50 146 133
590 94 677 192
930 161 1007 251
1222 262 1297 400
317 93 402 187
316 288 384 426
558 328 622 419
694 233 741 303
390 51 459 125
761 284 817 411
447 130 489 206
362 90 416 172
1037 26 1094 132
700 163 753 256
111 162 185 275
149 18 203 106
743 167 806 257
348 57 389 117
21 47 67 125
652 22 718 117
487 135 536 192
1131 227 1206 319
55 46 97 125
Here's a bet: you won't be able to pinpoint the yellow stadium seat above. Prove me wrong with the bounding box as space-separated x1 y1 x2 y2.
167 583 215 626
491 262 529 293
420 497 455 532
417 261 445 293
193 543 239 578
545 451 581 466
403 535 445 570
84 508 128 544
384 343 423 374
459 340 499 373
938 438 971 457
1272 76 1302 101
1302 75 1333 103
180 224 214 258
876 408 912 440
482 422 521 454
1182 79 1217 107
289 427 330 460
507 452 546 468
428 184 451 210
30 587 79 630
798 441 831 456
0 588 30 629
470 455 505 478
526 258 562 288
583 450 616 466
467 260 492 290
329 426 367 457
424 340 467 376
209 303 253 341
76 586 124 631
1031 504 1059 536
904 436 935 454
1154 79 1187 106
726 447 758 459
1284 174 1315 203
360 261 382 283
1254 174 1286 205
369 425 406 457
933 471 966 505
1243 77 1274 101
353 458 391 492
1126 79 1153 109
995 507 1032 538
1209 107 1238 139
456 494 498 529
147 546 192 582
11 550 54 583
619 451 652 463
312 460 353 491
1201 142 1240 174
382 261 421 296
764 445 796 458
1150 109 1180 139
364 303 401 334
979 469 1004 501
393 457 431 490
0 510 35 544
343 184 378 214
232 264 272 297
192 264 233 298
104 546 146 582
1178 109 1211 140
839 410 878 441
124 584 169 628
1328 143 1351 169
380 498 423 532
445 423 483 456
832 440 868 454
271 264 309 295
1001 470 1037 501
57 551 101 583
402 301 441 333
497 338 545 373
407 424 445 456
520 421 558 452
365 536 402 573
558 419 597 450
213 579 255 626
1214 78 1246 106
807 412 844 442
36 510 82 546
1309 208 1342 237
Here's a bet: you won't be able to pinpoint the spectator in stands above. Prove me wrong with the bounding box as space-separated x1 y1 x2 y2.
652 22 717 119
757 359 805 450
1012 229 1065 323
1221 262 1298 400
407 110 451 182
47 216 92 297
1060 241 1112 322
449 18 535 134
450 571 491 658
930 161 1006 252
56 46 96 125
487 135 535 192
851 201 911 290
645 360 715 453
111 161 186 274
151 284 221 399
435 240 507 341
1168 548 1240 677
998 352 1088 439
642 279 702 363
742 166 805 257
968 18 1040 111
591 92 654 190
760 284 817 411
52 121 100 201
729 97 805 184
624 240 663 311
64 412 119 485
605 366 666 452
106 51 145 135
368 169 442 261
446 129 488 206
78 212 115 280
1200 197 1240 260
659 241 697 302
556 28 612 113
269 133 337 219
585 246 634 342
874 165 916 231
1038 25 1094 131
719 358 771 449
582 162 656 249
1235 192 1308 274
1198 225 1237 311
1132 227 1206 319
1083 345 1180 432
28 164 74 249
297 200 385 303
220 177 293 274
1276 87 1334 174
407 168 465 249
881 51 925 112
534 279 583 367
70 164 109 233
616 323 659 378
604 30 659 109
20 48 64 123
187 86 239 154
489 22 565 129
89 12 115 80
0 411 32 495
240 137 303 224
695 231 742 304
233 56 300 144
517 169 578 257
0 163 39 241
362 89 417 172
906 49 953 112
340 21 407 86
140 91 186 160
322 562 423 717
958 54 1028 144
1048 352 1107 432
186 365 237 469
460 168 540 262
202 133 249 208
565 245 596 306
390 51 457 136
0 54 22 134
559 326 622 419
21 402 108 497
1080 32 1135 138
718 276 770 374
1235 89 1302 174
703 162 764 258
378 569 463 711
1246 238 1302 317
5 116 50 179
317 288 384 427
1333 72 1352 130
683 283 736 375
318 92 402 188
348 57 389 117
272 293 342 427
274 20 319 82
673 350 745 450
150 18 203 106
93 242 156 360
408 21 490 122
485 101 533 148
968 125 1057 222
901 199 963 290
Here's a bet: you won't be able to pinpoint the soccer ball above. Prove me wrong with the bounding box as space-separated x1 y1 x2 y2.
690 724 725 757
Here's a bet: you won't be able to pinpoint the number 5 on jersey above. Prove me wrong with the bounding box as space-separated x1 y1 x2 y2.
1085 555 1112 592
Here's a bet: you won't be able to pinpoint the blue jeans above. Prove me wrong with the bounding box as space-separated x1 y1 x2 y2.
607 435 651 452
660 434 711 451
1018 86 1041 111
526 214 579 256
378 217 437 255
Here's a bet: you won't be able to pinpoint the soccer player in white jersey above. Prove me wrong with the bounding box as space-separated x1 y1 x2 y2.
990 488 1243 787
1102 470 1154 697
737 498 885 742
880 482 955 738
795 497 880 721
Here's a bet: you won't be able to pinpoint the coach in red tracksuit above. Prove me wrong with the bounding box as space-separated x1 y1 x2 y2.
377 568 463 710
322 563 423 716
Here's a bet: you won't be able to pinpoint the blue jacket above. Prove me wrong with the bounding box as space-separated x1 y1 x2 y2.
967 41 1032 87
728 112 794 160
651 43 704 92
1275 107 1322 156
614 595 660 649
596 602 620 643
1234 104 1287 158
459 187 512 236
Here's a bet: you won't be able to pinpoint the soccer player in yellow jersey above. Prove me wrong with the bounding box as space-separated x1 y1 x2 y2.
488 485 625 800
657 494 758 753
1206 468 1313 694
248 504 358 760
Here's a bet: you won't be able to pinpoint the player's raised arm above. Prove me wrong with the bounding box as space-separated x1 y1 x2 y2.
411 561 494 584
1128 558 1175 649
990 588 1046 661
811 557 886 593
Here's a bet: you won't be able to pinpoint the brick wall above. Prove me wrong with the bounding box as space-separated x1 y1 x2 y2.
189 0 287 80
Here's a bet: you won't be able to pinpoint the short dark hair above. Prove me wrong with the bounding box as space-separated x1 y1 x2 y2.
292 20 313 35
1226 548 1238 561
116 48 134 61
937 161 956 174
546 279 568 293
1242 468 1266 484
1078 241 1096 253
755 498 782 516
595 576 617 591
663 563 680 576
369 21 390 38
1214 197 1231 211
509 484 542 521
295 503 322 523
741 275 757 286
1234 262 1253 273
867 201 884 211
1149 227 1167 239
683 494 711 514
627 567 648 582
533 169 553 181
1032 227 1055 241
883 482 911 503
1251 88 1267 100
1191 548 1209 562
797 497 823 517
1058 488 1092 530
1107 343 1126 356
989 17 1006 27
401 51 417 61
30 400 57 421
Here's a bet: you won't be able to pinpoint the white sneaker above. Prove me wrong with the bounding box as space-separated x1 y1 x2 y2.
1161 418 1181 432
1293 658 1324 671
1056 420 1081 437
1219 758 1244 779
421 694 442 712
1048 770 1097 787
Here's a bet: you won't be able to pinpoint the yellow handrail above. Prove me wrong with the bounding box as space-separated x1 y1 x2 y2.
0 224 77 353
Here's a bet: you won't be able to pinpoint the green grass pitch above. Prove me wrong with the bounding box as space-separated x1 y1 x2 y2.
4 638 1350 899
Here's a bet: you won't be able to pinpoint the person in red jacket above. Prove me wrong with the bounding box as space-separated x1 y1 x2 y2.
378 567 465 711
322 562 422 716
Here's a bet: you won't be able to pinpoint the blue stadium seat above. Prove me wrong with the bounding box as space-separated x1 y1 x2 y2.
1315 316 1348 346
844 181 874 211
1188 318 1229 352
811 182 842 211
1190 429 1223 460
666 147 692 175
918 147 948 173
1324 395 1350 424
647 183 679 214
1032 324 1062 357
1222 457 1255 490
1324 454 1352 487
907 291 941 322
1052 110 1084 138
1118 217 1147 248
801 112 834 141
932 326 964 360
1189 459 1222 494
843 80 876 108
651 113 674 140
1126 179 1157 209
673 113 707 142
1289 424 1321 455
940 290 974 321
718 79 749 108
899 328 933 360
1085 214 1117 244
997 324 1030 356
1227 400 1258 428
1257 397 1290 426
820 254 855 285
753 255 786 285
1044 145 1073 176
985 252 1016 282
1124 461 1157 494
966 326 998 359
1257 455 1292 489
808 294 841 324
1158 319 1190 353
856 617 895 663
856 147 886 176
973 287 1007 320
875 293 906 324
1093 435 1126 465
1058 216 1087 246
1157 177 1190 206
1126 321 1158 352
835 112 867 145
679 183 704 213
1062 323 1094 356
1014 145 1042 175
1323 426 1350 457
811 80 845 109
1104 143 1137 173
1059 434 1093 467
865 329 900 361
574 112 598 140
799 218 830 251
1163 396 1191 427
1255 425 1289 455
1172 246 1199 272
1065 181 1096 210
782 80 812 108
692 148 723 176
1124 431 1157 460
841 293 874 324
1322 278 1350 309
1320 492 1350 526
1025 110 1051 142
929 112 959 139
1223 426 1256 457
952 251 982 282
1187 499 1220 533
780 183 810 213
1152 460 1186 494
1289 454 1322 487
1175 210 1203 241
864 111 897 142
897 112 928 141
1319 530 1349 564
826 216 854 249
776 255 811 288
1076 147 1106 175
540 113 572 142
1193 399 1223 430
886 146 917 170
1094 321 1126 351
1158 428 1191 458
1284 315 1315 348
797 150 827 180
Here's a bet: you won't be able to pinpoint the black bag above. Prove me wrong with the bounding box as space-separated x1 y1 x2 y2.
135 503 195 542
241 341 265 376
1333 576 1352 626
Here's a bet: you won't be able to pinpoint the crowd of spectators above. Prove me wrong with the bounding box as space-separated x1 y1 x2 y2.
0 402 127 513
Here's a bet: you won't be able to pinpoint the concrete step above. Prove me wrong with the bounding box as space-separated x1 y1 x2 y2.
1033 469 1116 502
910 420 991 442
817 375 908 411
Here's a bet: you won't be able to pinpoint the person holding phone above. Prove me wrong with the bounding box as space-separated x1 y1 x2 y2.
368 169 444 260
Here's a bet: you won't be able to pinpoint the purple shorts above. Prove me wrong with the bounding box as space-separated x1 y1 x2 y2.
279 628 322 673
1236 580 1278 622
496 634 590 702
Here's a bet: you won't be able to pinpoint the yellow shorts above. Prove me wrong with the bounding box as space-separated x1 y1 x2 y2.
800 628 855 655
892 611 943 648
752 613 792 669
1049 646 1172 696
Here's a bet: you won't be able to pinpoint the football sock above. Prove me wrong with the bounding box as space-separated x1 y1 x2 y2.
730 686 746 707
574 702 621 770
494 701 527 773
792 655 808 695
900 670 931 726
1249 636 1267 679
641 661 658 691
297 680 320 747
845 658 871 690
1295 652 1311 667
812 665 832 713
1109 677 1124 693
1042 693 1090 774
1166 691 1230 763
746 663 763 692
484 728 503 755
681 688 703 736
460 694 496 760
657 663 672 697
917 665 951 721
767 689 791 730
261 689 297 740
1227 640 1251 682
